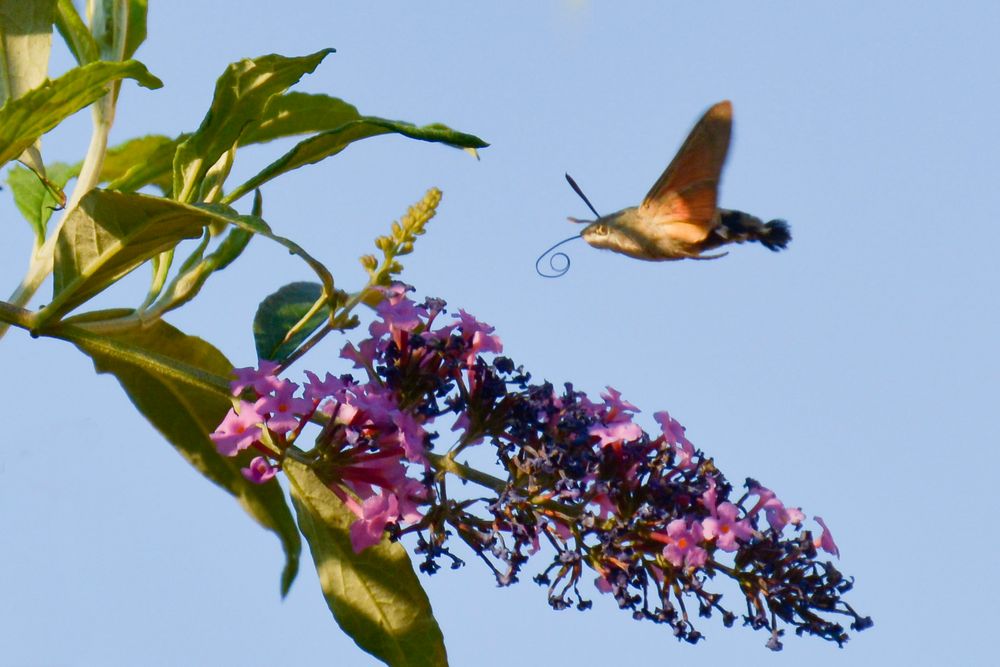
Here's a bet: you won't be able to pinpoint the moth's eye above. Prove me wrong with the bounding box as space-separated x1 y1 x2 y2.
592 224 609 236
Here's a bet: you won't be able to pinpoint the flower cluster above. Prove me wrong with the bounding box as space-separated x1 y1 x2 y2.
210 283 870 649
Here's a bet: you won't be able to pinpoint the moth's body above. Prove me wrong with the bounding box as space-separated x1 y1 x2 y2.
569 100 790 263
580 206 788 261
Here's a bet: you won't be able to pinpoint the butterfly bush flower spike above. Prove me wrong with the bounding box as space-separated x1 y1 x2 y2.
209 284 869 649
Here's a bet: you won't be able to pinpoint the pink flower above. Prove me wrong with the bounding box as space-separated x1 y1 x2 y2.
210 401 263 456
702 502 754 551
661 519 708 568
589 386 642 446
371 297 423 337
453 309 502 364
255 379 312 434
348 493 400 552
813 516 840 558
392 410 427 463
230 360 282 396
304 371 349 404
241 456 277 483
653 410 695 469
340 339 379 369
600 386 639 415
589 418 642 447
748 485 804 533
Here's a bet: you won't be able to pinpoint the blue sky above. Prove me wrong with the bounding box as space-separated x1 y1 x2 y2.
3 2 998 665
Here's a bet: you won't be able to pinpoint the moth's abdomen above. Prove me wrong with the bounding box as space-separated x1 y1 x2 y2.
710 209 791 252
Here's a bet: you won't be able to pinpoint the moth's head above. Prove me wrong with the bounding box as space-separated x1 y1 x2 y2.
581 221 612 249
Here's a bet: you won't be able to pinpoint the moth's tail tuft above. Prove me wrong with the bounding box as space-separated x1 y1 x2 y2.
760 219 791 251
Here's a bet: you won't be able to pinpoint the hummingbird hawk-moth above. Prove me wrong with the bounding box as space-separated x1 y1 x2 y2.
536 100 790 277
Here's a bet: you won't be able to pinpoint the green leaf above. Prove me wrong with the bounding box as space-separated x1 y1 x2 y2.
158 227 253 316
105 133 183 194
48 190 227 322
173 49 334 202
241 92 364 145
286 460 447 667
0 0 56 176
254 281 330 363
0 59 163 170
7 162 76 242
60 318 301 596
227 116 487 203
90 0 147 61
195 202 338 306
54 0 98 64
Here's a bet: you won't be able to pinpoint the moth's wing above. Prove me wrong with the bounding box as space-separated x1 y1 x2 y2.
639 101 732 243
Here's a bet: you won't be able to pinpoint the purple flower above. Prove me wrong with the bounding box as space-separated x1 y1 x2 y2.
661 519 708 568
230 360 282 396
210 401 263 456
813 516 840 558
241 456 277 484
254 379 312 434
348 493 400 553
589 419 642 447
702 502 754 551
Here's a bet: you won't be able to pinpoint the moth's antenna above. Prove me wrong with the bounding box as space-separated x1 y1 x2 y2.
565 173 601 218
535 233 582 278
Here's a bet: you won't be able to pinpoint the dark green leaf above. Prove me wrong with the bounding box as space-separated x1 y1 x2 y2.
60 318 301 596
0 59 163 169
48 190 228 322
173 49 334 202
286 460 447 667
7 162 76 241
254 282 330 362
228 117 487 203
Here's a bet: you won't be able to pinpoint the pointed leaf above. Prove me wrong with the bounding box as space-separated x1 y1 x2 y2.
286 460 447 667
0 59 163 169
242 92 363 144
228 117 487 203
59 318 301 595
173 49 333 202
254 281 330 362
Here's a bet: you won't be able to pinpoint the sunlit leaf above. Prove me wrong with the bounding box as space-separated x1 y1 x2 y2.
228 116 487 202
102 134 178 193
286 460 447 667
173 49 334 202
0 59 163 170
48 190 217 321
